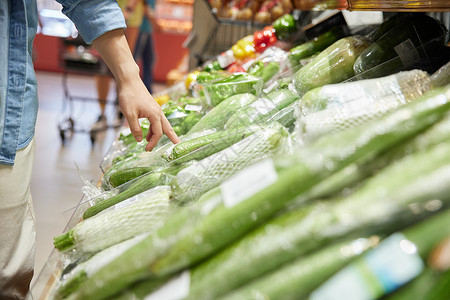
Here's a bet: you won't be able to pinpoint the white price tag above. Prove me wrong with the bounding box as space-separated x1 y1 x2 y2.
185 104 203 112
394 39 420 68
145 271 190 300
221 159 278 208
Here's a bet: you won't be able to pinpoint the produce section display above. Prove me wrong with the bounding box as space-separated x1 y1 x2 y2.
33 11 450 300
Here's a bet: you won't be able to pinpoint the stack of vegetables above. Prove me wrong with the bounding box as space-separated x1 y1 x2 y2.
46 13 450 300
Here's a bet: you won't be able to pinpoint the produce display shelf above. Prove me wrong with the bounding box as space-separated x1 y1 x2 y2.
29 3 450 299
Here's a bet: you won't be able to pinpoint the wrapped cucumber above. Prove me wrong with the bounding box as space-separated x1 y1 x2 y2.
54 187 172 254
170 123 289 206
300 69 430 115
83 164 185 219
225 89 300 129
163 125 261 164
293 36 370 95
188 93 258 134
354 14 448 80
298 70 431 143
185 137 450 300
68 86 450 300
53 235 149 300
202 74 263 106
288 26 347 67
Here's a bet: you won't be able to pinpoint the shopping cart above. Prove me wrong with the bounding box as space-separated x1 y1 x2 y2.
58 35 121 144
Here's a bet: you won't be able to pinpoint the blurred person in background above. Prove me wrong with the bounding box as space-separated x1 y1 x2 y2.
0 1 179 298
134 0 161 93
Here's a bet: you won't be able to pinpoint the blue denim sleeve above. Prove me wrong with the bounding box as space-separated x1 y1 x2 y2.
56 0 126 44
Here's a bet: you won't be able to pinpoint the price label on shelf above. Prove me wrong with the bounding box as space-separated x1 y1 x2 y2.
221 159 278 208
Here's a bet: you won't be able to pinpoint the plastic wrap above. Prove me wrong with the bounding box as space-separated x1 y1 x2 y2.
202 73 263 106
170 122 290 206
293 36 371 96
297 70 431 143
52 234 149 299
288 26 348 67
224 89 300 129
431 61 450 89
311 210 450 300
220 237 380 300
188 93 259 134
266 100 301 132
53 186 172 255
59 86 450 299
162 97 207 137
162 125 262 165
186 136 450 300
354 14 449 80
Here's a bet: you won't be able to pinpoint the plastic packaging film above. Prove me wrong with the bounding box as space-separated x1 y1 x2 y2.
202 74 264 106
170 122 290 206
53 186 172 255
293 35 371 96
297 70 432 144
53 234 149 300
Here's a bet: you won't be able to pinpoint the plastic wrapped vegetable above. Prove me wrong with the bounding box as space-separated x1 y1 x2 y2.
354 14 448 80
225 89 300 129
188 93 258 133
300 69 431 115
288 26 347 67
293 36 370 96
162 125 261 164
298 70 431 143
311 210 450 300
83 166 178 219
202 73 263 106
184 137 450 300
54 187 172 254
170 122 289 206
53 234 149 300
65 86 450 300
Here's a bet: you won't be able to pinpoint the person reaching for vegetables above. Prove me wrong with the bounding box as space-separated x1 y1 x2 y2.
0 1 179 298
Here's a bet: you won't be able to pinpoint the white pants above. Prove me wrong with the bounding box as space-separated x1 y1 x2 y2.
0 138 36 299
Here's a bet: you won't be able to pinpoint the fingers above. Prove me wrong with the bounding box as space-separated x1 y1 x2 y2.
127 115 143 142
162 117 181 144
145 116 163 151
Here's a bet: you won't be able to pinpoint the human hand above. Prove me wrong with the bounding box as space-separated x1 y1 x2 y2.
92 29 178 151
117 78 180 151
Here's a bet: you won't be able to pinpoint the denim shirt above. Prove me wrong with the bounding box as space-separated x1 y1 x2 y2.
0 0 125 165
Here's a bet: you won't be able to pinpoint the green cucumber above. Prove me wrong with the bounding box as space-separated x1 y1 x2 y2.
187 93 258 134
385 268 450 300
108 167 159 188
293 35 370 95
165 125 261 165
170 123 287 206
187 138 450 300
289 26 347 67
311 209 450 300
354 14 448 79
83 169 176 219
69 86 450 300
219 236 380 300
225 89 300 129
70 188 224 300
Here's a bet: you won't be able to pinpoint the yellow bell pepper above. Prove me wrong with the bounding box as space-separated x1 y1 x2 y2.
155 94 170 106
185 70 200 90
231 35 255 60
